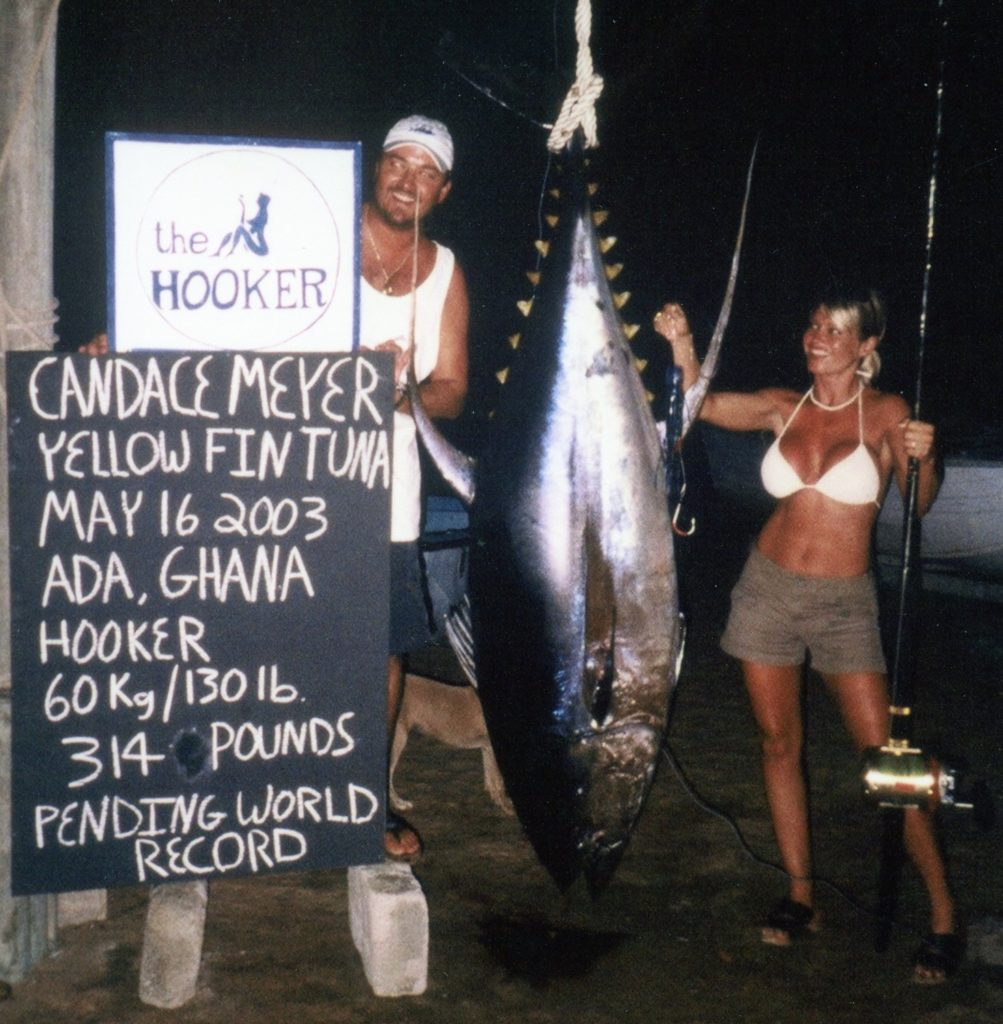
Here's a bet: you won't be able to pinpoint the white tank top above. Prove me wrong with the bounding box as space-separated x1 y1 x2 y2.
359 242 455 541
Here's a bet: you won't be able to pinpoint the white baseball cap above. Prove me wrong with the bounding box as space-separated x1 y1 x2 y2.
382 115 454 174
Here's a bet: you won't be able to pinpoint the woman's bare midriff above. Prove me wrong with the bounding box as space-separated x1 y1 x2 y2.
755 492 879 577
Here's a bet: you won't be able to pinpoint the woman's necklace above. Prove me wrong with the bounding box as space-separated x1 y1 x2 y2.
364 211 412 295
808 384 862 411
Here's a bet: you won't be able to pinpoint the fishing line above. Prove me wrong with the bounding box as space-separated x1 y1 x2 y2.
659 738 926 939
443 66 552 130
436 0 593 273
436 0 565 129
404 191 422 395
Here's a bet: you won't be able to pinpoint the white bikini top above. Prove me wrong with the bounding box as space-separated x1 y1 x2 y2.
760 387 881 506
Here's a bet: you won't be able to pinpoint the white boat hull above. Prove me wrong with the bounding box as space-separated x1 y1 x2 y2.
876 458 1003 602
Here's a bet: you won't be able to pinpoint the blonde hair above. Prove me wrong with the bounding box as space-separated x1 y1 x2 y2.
816 286 887 383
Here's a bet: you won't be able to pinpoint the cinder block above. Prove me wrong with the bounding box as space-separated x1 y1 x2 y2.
348 862 428 996
138 881 208 1009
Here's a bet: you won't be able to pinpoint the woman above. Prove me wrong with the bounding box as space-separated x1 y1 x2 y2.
654 287 959 983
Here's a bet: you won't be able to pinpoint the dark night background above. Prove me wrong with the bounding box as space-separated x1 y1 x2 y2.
52 0 1002 456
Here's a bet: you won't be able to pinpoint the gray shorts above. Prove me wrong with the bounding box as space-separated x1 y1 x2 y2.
389 542 433 656
721 547 887 675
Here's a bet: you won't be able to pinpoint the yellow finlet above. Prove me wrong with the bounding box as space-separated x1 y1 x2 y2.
508 333 521 350
622 323 640 340
588 182 599 196
534 240 550 258
517 299 534 317
613 291 630 310
633 357 648 372
599 236 617 253
525 270 541 287
592 209 609 227
604 263 623 281
496 367 510 385
548 188 560 199
545 214 558 229
645 390 655 403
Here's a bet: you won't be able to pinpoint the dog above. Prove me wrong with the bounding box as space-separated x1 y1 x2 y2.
390 673 514 816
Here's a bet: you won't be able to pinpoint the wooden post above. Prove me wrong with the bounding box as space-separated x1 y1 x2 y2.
0 0 61 982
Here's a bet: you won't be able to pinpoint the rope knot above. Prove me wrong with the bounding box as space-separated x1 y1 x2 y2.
547 73 604 153
546 0 604 153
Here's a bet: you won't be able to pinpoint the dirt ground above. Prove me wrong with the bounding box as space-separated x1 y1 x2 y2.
3 511 1002 1024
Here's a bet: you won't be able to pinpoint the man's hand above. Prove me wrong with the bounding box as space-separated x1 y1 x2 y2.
78 332 109 356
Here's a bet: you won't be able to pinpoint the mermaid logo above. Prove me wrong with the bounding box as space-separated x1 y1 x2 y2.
213 193 271 257
119 137 358 353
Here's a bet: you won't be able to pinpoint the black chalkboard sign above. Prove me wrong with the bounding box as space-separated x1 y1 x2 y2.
7 351 393 895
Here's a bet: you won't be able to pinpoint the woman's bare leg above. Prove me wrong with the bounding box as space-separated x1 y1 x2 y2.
825 670 956 976
743 660 817 941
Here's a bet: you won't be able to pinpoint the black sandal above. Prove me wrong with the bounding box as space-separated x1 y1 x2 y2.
912 932 963 983
384 809 424 864
761 898 820 946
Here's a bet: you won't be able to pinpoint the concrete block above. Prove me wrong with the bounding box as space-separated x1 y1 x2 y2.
348 862 428 996
138 881 208 1009
57 889 107 928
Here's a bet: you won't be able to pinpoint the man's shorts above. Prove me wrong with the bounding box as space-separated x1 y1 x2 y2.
389 541 433 657
720 546 887 675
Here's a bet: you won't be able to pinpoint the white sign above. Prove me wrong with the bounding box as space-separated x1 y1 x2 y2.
107 133 360 353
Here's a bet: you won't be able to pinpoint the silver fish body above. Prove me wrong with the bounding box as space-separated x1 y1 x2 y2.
411 143 751 894
469 177 675 894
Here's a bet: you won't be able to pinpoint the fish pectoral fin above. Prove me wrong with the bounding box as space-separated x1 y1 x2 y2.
681 140 758 437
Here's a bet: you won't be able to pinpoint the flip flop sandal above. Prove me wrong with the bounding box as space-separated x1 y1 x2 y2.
912 932 963 983
384 809 424 864
761 898 820 946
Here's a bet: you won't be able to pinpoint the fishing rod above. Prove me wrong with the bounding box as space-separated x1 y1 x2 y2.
860 14 949 814
861 11 992 955
859 2 986 819
859 20 945 943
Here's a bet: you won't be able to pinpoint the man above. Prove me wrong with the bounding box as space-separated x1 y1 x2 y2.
361 115 469 862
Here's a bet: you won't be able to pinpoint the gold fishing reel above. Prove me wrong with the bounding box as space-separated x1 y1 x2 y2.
862 741 942 810
862 739 991 822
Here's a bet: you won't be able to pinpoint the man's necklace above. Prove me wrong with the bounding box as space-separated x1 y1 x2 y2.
364 212 412 295
808 384 862 411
